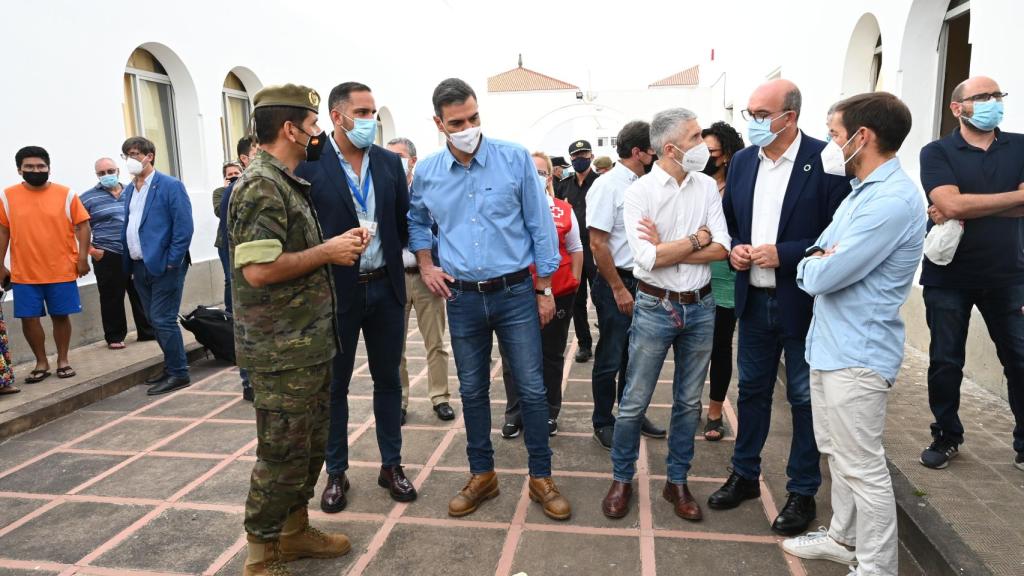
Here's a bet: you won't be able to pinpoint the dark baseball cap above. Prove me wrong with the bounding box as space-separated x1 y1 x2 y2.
550 156 570 168
568 140 592 154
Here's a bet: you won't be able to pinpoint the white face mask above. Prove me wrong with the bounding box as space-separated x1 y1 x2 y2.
671 142 711 174
820 131 864 177
400 157 410 174
447 125 482 154
125 157 144 176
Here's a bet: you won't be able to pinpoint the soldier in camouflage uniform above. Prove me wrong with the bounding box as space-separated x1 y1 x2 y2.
228 84 369 576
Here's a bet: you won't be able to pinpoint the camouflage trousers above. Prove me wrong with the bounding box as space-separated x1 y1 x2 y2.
244 362 331 541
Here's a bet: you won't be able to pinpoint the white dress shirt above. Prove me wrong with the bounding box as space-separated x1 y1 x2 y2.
623 164 730 292
750 131 802 288
126 171 155 261
586 162 638 270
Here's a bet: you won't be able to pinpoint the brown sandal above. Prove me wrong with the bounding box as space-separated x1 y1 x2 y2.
0 386 20 395
56 366 76 379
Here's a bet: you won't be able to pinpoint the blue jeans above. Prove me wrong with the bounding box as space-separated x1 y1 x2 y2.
591 272 639 429
732 288 820 496
325 275 405 475
924 285 1024 454
131 261 189 379
611 289 715 484
447 276 552 477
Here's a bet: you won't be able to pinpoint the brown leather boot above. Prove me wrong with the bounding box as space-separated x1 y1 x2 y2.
663 482 702 521
242 536 291 576
601 480 633 519
278 508 351 562
528 476 572 521
448 471 499 517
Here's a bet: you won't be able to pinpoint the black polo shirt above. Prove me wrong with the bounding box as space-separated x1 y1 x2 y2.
919 128 1024 288
556 170 600 271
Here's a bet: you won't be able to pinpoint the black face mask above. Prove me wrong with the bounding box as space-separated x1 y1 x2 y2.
295 126 326 162
227 176 240 184
23 171 49 187
701 156 720 177
643 155 657 174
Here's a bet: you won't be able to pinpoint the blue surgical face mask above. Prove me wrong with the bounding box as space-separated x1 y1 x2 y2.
98 174 120 189
343 115 377 149
747 112 791 148
965 100 1004 132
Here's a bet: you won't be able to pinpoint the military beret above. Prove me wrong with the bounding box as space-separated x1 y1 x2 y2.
569 139 592 154
253 84 321 113
593 156 614 170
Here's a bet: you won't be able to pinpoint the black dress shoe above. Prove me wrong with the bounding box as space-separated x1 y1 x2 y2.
145 370 168 384
574 348 593 363
378 466 418 502
640 416 667 439
320 473 350 513
433 402 455 421
146 376 190 396
401 408 407 426
593 426 614 450
242 387 254 402
772 493 816 535
707 471 761 509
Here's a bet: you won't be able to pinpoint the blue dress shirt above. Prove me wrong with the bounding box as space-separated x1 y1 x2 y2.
797 158 926 382
330 135 383 272
408 136 559 281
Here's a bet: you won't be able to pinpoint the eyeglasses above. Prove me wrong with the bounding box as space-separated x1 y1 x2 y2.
537 170 550 178
959 92 1008 103
95 168 117 177
741 109 791 122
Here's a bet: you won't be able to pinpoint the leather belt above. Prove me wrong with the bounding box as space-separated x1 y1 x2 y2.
750 286 777 297
637 281 711 304
357 268 388 283
404 266 420 275
447 268 531 293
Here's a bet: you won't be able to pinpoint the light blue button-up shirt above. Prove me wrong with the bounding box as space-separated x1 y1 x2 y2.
408 136 559 281
330 134 383 272
797 158 926 382
126 170 154 260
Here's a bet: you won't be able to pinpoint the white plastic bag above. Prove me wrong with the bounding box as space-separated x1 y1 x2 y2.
923 219 964 266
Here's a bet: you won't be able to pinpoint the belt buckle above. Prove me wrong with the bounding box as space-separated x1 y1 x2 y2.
476 280 488 292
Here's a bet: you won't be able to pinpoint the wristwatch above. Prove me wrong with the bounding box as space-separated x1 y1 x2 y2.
535 287 553 296
804 245 824 258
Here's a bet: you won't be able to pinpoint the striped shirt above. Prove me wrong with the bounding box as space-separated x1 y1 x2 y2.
80 183 127 253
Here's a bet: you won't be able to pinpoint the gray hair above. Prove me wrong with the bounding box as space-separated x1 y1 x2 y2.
784 86 803 118
650 108 698 153
387 137 417 158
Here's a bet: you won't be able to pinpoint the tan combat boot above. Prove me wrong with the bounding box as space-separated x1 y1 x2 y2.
243 536 290 576
448 471 499 517
528 476 572 520
278 507 351 561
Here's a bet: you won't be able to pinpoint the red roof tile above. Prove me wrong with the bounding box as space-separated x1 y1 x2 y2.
649 65 700 87
487 66 578 93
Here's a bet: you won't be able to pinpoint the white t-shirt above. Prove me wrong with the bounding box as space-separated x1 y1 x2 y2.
586 163 638 269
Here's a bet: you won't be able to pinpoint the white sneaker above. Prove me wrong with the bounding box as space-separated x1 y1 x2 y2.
782 527 857 565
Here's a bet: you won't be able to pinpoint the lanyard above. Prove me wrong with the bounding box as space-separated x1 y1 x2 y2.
341 165 371 214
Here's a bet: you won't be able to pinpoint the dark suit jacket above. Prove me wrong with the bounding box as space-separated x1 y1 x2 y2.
121 170 194 276
296 140 409 312
556 170 600 277
722 132 850 338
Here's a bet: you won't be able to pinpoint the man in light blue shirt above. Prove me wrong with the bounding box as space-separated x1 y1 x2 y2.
785 92 925 576
408 78 570 521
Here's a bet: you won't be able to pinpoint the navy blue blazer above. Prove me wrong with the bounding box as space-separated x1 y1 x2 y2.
722 132 850 338
296 140 409 311
121 170 194 276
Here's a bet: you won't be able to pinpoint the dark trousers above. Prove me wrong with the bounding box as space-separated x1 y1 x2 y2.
325 274 404 475
217 242 232 312
501 292 575 424
93 253 153 343
131 261 189 379
591 271 639 429
924 285 1024 454
732 288 820 496
572 269 593 351
709 305 737 403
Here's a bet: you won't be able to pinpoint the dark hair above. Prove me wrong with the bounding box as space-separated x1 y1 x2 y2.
832 92 912 154
236 135 255 159
616 121 651 159
328 82 372 111
15 146 49 168
432 78 477 118
222 161 242 178
701 121 745 175
784 86 802 119
950 80 967 103
121 136 157 166
253 106 310 145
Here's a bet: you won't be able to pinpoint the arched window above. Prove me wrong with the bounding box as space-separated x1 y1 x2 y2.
123 48 181 177
936 0 972 136
870 36 883 92
222 72 252 163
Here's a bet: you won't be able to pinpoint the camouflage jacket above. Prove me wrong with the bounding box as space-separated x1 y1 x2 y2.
227 150 338 372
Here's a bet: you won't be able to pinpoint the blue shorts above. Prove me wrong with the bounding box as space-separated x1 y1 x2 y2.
12 282 82 318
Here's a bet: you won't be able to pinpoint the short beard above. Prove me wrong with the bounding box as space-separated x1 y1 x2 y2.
960 117 994 134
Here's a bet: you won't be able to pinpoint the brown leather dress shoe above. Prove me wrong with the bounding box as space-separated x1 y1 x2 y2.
378 466 418 502
528 476 571 521
319 473 350 514
663 482 702 521
448 472 499 517
601 480 633 519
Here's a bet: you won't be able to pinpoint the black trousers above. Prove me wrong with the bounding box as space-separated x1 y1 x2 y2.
571 270 593 350
501 292 576 424
93 253 154 344
709 305 737 403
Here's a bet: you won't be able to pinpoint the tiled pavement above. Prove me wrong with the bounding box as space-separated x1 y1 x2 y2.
0 316 927 575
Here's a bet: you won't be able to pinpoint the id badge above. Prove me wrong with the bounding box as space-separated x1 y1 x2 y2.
360 218 378 237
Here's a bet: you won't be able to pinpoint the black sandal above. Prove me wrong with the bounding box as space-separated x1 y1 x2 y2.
25 369 51 383
704 417 725 441
56 366 76 379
